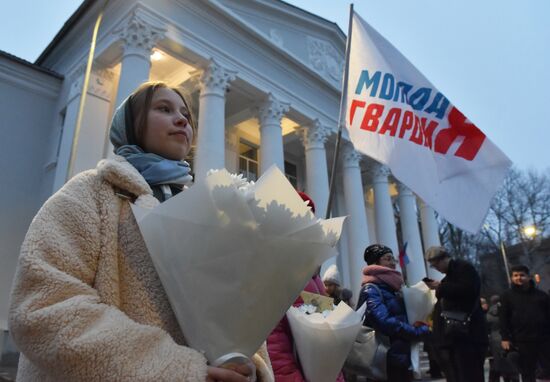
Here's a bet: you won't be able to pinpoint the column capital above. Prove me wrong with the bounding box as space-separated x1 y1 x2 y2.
397 182 414 197
371 163 391 184
296 119 331 150
342 144 362 169
197 59 237 96
257 93 290 127
114 12 166 60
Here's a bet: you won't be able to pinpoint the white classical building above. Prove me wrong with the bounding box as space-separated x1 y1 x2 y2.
0 0 443 354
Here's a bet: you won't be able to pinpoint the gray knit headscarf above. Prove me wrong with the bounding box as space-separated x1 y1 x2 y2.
109 96 193 188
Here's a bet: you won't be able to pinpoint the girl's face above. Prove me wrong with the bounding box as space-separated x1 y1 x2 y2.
377 253 397 270
143 87 193 161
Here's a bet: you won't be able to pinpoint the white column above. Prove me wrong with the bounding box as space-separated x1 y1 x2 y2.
224 129 239 174
296 120 331 217
297 120 334 277
365 200 377 246
397 183 427 285
419 199 445 280
371 163 400 263
113 12 165 107
53 67 116 189
194 59 236 179
258 94 289 174
342 146 370 301
335 186 352 289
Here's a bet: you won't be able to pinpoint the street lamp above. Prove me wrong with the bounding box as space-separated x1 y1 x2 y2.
523 225 537 239
499 241 511 288
483 224 511 288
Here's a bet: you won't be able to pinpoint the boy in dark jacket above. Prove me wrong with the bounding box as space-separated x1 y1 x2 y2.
500 264 550 382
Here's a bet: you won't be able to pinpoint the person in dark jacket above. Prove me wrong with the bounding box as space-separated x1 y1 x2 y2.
357 244 429 382
500 264 550 382
487 295 519 382
424 246 487 382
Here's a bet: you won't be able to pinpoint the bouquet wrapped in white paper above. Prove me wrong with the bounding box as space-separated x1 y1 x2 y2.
286 303 366 382
132 166 345 368
402 281 437 378
402 281 437 324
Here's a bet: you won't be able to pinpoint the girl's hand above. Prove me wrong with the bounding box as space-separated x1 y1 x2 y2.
206 365 254 382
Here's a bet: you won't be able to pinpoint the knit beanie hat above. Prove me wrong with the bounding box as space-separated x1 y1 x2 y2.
364 244 393 265
322 264 341 286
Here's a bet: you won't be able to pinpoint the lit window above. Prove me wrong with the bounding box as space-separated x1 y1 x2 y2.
238 140 259 181
284 161 298 188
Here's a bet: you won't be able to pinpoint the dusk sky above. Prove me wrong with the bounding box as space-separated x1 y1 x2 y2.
2 0 548 172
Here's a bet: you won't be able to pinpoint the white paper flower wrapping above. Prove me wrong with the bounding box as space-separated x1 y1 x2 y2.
402 281 437 324
402 281 436 378
132 166 346 363
286 303 366 382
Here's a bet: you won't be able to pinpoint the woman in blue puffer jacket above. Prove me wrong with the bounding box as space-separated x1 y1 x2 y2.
357 244 430 382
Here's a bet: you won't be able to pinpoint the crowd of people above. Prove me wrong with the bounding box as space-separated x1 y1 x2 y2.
7 81 550 382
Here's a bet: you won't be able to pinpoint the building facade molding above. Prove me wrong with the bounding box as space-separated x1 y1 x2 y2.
67 65 116 103
306 36 344 87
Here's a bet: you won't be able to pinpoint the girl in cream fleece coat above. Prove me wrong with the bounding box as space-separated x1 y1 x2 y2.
9 82 273 382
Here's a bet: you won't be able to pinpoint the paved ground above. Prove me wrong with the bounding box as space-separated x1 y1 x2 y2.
0 353 491 381
0 352 17 382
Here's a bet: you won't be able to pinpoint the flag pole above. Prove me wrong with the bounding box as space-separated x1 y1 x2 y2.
325 3 354 219
66 0 109 181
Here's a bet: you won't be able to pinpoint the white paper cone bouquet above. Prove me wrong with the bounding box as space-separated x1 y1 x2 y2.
132 166 345 366
402 281 437 378
402 281 437 324
286 303 366 382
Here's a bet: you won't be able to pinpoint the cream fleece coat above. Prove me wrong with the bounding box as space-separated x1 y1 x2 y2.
9 157 274 382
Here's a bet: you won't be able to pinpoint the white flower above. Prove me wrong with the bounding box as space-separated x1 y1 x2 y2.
298 304 318 315
321 309 332 318
206 170 255 200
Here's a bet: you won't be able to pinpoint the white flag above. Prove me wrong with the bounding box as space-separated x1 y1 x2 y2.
345 12 511 233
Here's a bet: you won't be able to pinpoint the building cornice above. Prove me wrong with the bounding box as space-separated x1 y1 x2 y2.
0 54 62 98
0 50 63 79
234 0 346 42
208 0 344 92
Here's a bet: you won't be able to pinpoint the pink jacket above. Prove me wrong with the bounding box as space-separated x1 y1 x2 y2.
267 276 345 382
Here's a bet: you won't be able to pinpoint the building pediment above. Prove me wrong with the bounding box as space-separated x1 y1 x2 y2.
213 0 346 88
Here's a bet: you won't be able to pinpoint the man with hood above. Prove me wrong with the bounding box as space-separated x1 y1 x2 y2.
500 264 550 382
